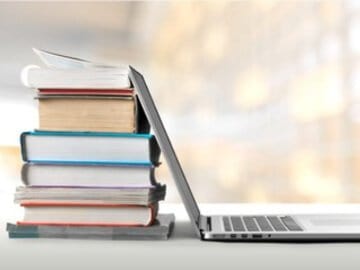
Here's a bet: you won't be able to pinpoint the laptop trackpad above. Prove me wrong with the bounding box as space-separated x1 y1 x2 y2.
298 215 360 232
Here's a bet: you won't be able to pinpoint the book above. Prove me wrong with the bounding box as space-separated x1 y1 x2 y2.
7 213 175 240
32 48 121 69
22 163 157 187
38 88 134 96
10 49 170 240
18 202 158 227
20 131 161 165
15 185 166 205
37 95 146 133
21 65 131 89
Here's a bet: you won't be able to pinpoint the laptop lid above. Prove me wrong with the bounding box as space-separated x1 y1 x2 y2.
129 67 202 236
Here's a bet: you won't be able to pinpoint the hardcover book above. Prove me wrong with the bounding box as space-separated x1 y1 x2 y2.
18 202 159 227
7 213 175 240
21 65 131 89
37 95 149 133
15 185 166 205
20 131 161 165
22 163 157 187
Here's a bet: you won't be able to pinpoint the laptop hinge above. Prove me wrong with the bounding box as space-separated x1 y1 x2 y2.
199 215 211 232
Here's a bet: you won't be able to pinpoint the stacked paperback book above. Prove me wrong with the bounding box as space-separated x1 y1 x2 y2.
7 49 174 240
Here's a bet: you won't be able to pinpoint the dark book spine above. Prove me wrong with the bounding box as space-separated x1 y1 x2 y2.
149 136 161 165
19 132 30 162
21 163 30 186
135 95 150 133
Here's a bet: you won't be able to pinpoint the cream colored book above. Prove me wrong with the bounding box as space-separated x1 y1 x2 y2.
37 96 141 132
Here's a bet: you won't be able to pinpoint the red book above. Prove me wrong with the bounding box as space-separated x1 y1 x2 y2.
18 202 158 227
38 88 134 96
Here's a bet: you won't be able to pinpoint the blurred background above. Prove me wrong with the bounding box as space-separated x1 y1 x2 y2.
0 1 360 207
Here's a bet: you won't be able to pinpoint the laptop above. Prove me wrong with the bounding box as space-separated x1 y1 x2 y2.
129 66 360 241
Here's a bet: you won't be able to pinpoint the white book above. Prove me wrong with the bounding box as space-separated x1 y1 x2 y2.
19 203 158 226
21 48 130 89
32 48 117 69
15 185 166 205
20 131 160 165
22 163 157 187
21 65 131 89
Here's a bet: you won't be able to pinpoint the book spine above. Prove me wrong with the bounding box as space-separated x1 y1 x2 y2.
21 164 30 186
20 132 30 162
149 136 161 165
147 203 159 226
135 96 150 133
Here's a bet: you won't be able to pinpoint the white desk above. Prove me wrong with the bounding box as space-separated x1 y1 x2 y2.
2 203 360 270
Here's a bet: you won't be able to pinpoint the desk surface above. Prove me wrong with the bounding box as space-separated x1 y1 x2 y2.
2 203 360 270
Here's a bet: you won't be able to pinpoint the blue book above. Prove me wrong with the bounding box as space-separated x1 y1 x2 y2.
20 131 160 165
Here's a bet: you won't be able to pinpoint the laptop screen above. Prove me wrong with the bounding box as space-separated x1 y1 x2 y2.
129 67 201 234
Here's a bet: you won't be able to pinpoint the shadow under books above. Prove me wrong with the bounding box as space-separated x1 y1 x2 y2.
172 221 197 239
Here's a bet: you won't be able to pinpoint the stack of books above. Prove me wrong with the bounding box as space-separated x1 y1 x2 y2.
8 50 172 239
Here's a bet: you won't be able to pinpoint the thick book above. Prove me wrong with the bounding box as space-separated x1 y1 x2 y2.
15 185 166 205
37 95 149 133
22 163 157 187
18 202 158 227
21 65 131 89
20 131 160 165
7 213 175 240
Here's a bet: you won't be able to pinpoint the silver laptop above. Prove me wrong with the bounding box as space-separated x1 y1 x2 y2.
129 66 360 241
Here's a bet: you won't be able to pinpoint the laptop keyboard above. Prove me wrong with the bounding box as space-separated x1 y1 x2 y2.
222 216 303 232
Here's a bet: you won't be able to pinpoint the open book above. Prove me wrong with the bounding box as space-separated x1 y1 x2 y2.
21 48 130 89
32 48 126 69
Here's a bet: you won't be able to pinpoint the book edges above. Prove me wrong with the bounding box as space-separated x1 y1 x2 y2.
21 65 131 89
21 162 157 187
38 89 134 95
7 213 175 240
18 203 158 227
21 130 154 138
16 221 152 227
